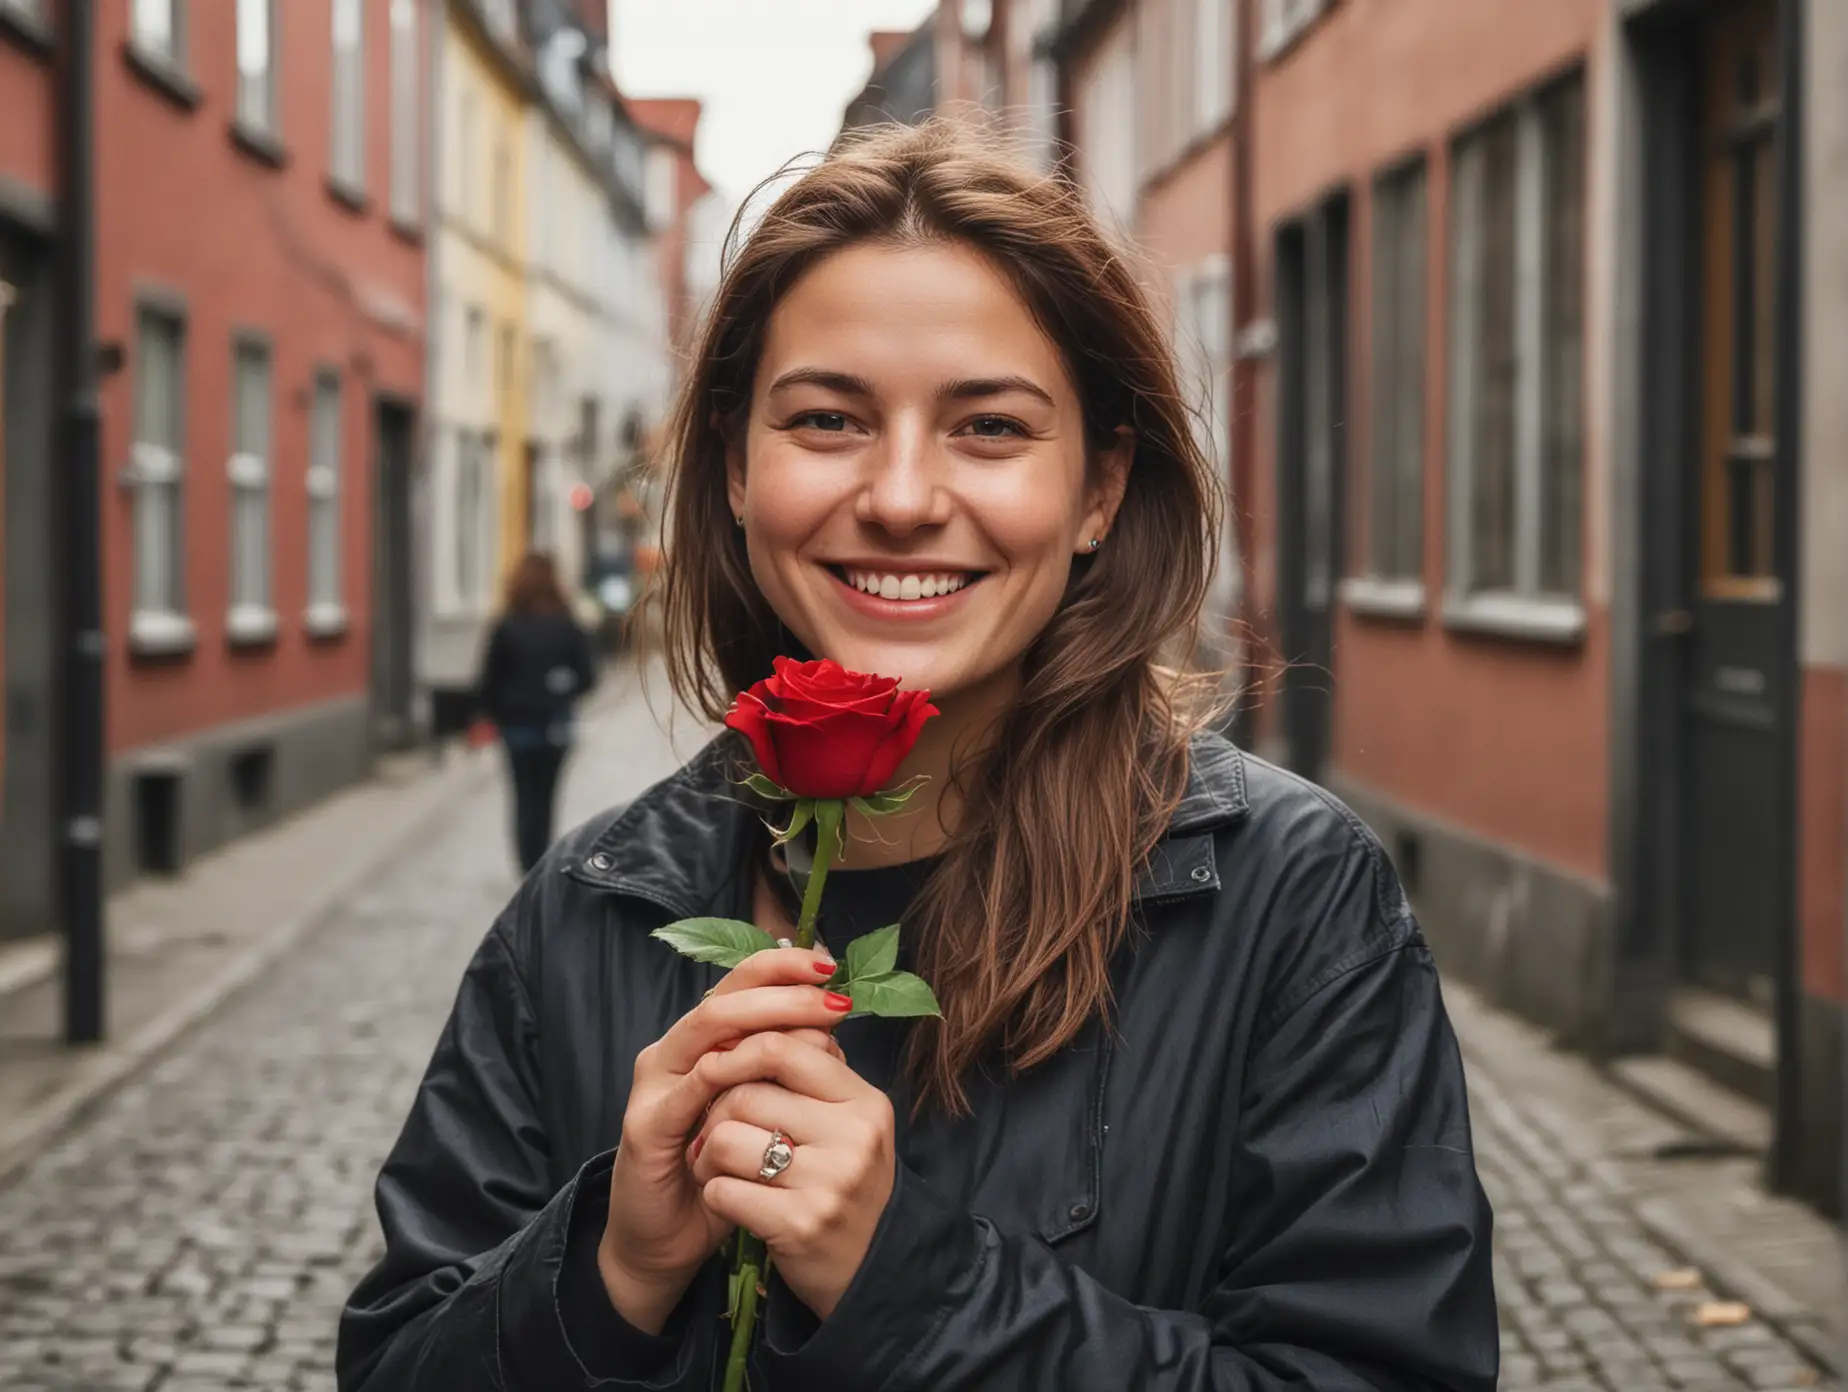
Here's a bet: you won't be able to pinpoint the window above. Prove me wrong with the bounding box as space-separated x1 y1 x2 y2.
481 0 517 45
465 306 486 396
493 137 512 247
1446 73 1587 624
132 0 183 64
1363 159 1427 584
130 308 188 646
498 322 516 409
389 0 419 223
330 0 365 192
1195 0 1234 134
1173 258 1232 470
1081 23 1137 231
645 147 676 230
455 433 490 605
1260 0 1325 61
457 91 476 226
235 0 276 132
228 340 273 638
308 372 343 620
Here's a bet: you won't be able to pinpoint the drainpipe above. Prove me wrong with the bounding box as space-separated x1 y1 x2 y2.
56 0 104 1044
1767 0 1806 1200
1228 0 1259 749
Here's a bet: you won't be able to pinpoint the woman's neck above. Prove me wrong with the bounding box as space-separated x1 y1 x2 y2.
836 670 1019 869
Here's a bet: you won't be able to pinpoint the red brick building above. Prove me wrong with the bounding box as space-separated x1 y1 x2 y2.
627 97 710 365
1238 0 1841 1214
0 0 63 942
0 0 429 939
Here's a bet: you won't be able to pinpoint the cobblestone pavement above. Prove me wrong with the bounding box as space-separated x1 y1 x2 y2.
0 675 1837 1389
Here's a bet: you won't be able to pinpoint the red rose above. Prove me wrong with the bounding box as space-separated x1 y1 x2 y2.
725 657 938 800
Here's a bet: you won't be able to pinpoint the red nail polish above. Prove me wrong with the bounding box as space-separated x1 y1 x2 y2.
824 991 852 1012
690 1135 705 1161
812 959 837 975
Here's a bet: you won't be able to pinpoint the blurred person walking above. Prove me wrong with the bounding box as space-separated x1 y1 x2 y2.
475 552 599 872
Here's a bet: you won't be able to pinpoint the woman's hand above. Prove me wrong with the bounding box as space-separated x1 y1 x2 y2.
599 948 852 1333
687 1031 897 1320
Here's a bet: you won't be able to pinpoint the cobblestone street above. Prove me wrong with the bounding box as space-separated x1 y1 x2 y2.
0 667 1839 1391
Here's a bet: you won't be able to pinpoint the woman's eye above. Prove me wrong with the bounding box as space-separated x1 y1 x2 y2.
964 416 1027 439
792 411 850 433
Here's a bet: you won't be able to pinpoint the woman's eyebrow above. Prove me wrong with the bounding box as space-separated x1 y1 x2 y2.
765 368 873 397
942 375 1056 408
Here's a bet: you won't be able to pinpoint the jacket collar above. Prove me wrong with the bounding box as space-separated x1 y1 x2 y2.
567 730 1251 917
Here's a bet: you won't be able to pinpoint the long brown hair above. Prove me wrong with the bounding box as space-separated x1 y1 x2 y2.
658 120 1222 1113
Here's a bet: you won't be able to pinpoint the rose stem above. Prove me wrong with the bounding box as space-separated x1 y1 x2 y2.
722 799 844 1392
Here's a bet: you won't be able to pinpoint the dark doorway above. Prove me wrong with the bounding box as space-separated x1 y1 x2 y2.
1273 191 1352 783
1680 0 1788 1004
0 222 55 942
371 398 416 750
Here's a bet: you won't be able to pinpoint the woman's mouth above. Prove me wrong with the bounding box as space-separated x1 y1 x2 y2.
835 565 990 598
826 565 987 611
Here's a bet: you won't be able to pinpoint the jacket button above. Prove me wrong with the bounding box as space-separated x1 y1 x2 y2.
1190 864 1213 883
1068 1202 1091 1222
587 852 614 873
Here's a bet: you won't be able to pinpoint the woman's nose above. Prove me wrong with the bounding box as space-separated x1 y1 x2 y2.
857 426 948 535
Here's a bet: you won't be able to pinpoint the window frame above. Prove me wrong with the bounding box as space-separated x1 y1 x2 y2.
1442 70 1589 645
1351 153 1429 602
127 299 194 656
227 333 276 645
388 0 420 226
234 0 278 136
306 368 346 633
329 0 366 196
131 0 185 68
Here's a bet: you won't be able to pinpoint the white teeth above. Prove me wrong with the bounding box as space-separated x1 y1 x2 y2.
843 569 972 600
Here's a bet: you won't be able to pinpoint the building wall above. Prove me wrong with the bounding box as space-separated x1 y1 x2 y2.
0 14 56 210
424 11 527 692
96 0 424 759
1250 0 1611 880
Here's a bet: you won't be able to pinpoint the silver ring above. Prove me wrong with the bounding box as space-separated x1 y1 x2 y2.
757 1129 794 1183
774 937 794 949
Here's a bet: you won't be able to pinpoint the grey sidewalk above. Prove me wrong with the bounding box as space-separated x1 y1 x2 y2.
0 666 645 1185
1448 980 1846 1382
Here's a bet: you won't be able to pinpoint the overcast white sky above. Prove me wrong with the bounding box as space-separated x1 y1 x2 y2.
609 0 937 205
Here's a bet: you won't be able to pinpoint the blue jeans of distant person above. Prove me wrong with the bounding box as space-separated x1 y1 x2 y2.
500 722 571 873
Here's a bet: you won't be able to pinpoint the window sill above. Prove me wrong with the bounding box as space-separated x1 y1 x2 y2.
1341 576 1427 623
1441 591 1587 647
326 175 371 216
123 41 201 112
0 4 54 59
230 119 288 170
130 610 197 660
304 603 350 640
226 605 280 649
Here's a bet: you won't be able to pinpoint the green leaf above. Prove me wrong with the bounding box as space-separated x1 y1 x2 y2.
845 923 901 981
740 772 790 800
853 780 925 816
651 917 781 968
847 970 942 1018
772 799 815 847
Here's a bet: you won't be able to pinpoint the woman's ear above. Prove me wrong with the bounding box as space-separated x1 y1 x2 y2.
1079 427 1134 552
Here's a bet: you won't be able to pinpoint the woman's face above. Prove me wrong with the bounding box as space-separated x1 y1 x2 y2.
730 240 1126 707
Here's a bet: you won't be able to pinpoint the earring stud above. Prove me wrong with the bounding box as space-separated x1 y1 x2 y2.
1088 537 1101 552
735 514 745 528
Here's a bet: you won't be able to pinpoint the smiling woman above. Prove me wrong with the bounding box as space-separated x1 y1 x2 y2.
339 120 1499 1392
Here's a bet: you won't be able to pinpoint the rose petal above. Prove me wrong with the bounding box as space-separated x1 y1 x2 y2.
857 690 939 795
761 709 890 800
723 689 784 787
